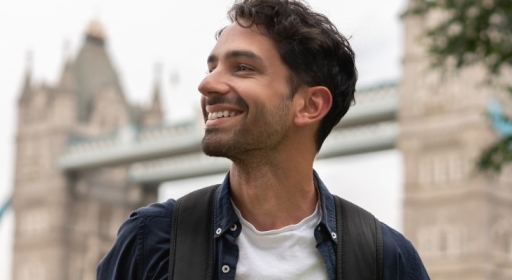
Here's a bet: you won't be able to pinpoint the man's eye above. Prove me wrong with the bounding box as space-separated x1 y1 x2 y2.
237 65 252 71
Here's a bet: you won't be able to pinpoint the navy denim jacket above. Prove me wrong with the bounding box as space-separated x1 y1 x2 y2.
97 171 430 280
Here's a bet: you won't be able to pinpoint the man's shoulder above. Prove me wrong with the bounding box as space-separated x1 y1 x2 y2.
97 198 177 280
380 222 413 253
131 198 176 220
380 222 430 280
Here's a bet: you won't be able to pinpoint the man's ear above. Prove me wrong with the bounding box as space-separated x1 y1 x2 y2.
294 86 332 127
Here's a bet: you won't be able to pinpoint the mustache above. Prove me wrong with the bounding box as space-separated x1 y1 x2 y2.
205 95 247 109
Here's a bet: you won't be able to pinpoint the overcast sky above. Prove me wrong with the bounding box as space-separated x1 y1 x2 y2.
0 0 406 279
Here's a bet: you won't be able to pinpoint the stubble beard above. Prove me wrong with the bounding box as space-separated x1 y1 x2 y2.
201 99 292 161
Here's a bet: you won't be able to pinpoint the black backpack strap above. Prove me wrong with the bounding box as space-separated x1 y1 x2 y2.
334 195 383 280
168 185 220 280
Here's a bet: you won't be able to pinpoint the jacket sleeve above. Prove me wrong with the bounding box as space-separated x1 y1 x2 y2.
96 199 176 280
381 223 430 280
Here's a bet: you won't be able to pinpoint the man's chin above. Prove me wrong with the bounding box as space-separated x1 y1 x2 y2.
202 147 226 158
201 140 231 158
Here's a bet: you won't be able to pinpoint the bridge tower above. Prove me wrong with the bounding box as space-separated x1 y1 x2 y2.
399 2 512 279
12 21 162 280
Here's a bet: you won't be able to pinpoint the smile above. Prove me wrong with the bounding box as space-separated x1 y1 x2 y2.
208 110 242 120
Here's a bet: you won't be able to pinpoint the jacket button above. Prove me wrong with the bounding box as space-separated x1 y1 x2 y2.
230 224 237 231
331 232 337 239
222 265 230 273
216 228 222 235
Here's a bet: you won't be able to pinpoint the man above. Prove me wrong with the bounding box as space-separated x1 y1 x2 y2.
97 0 430 279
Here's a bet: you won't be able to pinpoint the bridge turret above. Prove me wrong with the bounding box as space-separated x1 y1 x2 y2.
11 21 158 280
399 1 509 279
144 64 164 126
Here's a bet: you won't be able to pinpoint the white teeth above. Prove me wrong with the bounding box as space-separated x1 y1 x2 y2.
207 110 240 120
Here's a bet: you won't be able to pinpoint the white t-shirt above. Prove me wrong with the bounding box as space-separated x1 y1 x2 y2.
232 202 329 280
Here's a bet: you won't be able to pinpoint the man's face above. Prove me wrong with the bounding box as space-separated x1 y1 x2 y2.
198 23 295 159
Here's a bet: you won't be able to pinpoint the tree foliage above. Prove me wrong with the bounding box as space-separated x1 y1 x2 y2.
404 0 512 174
478 136 512 173
406 0 512 74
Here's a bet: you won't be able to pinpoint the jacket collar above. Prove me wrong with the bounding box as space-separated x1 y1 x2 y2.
213 170 337 241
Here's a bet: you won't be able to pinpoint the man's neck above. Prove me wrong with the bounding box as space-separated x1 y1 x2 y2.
229 154 318 231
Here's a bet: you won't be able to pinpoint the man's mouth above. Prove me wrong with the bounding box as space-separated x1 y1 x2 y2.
207 110 242 120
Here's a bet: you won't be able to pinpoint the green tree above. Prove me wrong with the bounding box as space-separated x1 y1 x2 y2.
404 0 512 173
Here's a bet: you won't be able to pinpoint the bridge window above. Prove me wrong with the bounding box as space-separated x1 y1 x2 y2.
433 158 448 183
98 204 112 238
18 208 49 236
68 254 84 280
492 220 512 258
71 202 88 233
418 224 467 258
18 262 46 280
418 153 468 187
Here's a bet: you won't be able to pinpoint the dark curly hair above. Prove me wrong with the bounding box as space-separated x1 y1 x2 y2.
222 0 357 151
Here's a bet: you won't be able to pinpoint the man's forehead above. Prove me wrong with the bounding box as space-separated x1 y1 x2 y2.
217 21 263 38
208 23 273 60
216 22 258 41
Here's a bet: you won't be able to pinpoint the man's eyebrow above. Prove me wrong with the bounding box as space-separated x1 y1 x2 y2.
206 50 264 64
207 54 218 64
225 50 263 63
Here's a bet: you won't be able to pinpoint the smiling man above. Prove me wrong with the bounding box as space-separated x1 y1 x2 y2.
97 1 430 279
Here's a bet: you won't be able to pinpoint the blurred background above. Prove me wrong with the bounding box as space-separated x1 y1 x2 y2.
1 0 511 279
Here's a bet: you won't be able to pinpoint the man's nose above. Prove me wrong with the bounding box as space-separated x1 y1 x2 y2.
198 68 230 98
